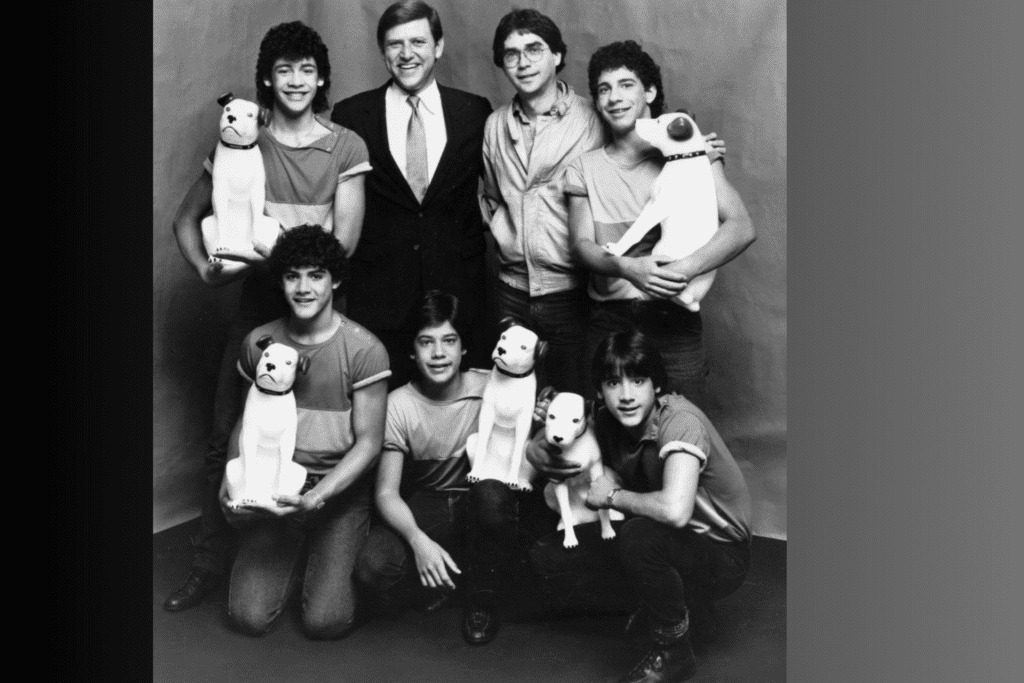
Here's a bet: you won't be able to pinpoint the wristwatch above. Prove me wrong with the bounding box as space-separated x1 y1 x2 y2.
605 488 622 509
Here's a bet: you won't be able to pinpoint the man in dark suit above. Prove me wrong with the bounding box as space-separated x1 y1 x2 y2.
332 0 493 389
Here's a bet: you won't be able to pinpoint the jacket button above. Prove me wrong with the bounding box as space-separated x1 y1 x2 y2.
413 244 420 251
418 212 424 218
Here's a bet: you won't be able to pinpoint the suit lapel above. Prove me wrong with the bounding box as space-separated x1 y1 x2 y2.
421 85 471 207
365 82 421 211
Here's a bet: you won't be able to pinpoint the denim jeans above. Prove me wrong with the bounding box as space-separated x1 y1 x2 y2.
586 300 710 411
494 280 591 396
530 518 750 639
227 477 372 639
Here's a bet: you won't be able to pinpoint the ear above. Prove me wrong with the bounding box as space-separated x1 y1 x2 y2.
675 107 695 121
666 115 694 141
257 107 270 127
435 36 445 60
255 335 274 351
554 51 563 69
537 386 557 404
534 340 549 363
498 316 517 331
297 355 310 376
584 398 595 419
644 84 657 105
216 92 234 107
318 79 324 87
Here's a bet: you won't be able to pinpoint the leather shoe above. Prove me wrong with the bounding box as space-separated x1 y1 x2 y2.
616 635 697 683
163 568 219 612
461 604 501 645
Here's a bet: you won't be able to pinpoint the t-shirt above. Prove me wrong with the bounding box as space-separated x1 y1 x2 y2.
383 369 490 495
563 147 665 302
594 394 752 545
237 316 391 475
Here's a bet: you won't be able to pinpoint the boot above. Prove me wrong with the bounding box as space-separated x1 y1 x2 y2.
462 567 501 645
615 634 697 683
163 567 220 612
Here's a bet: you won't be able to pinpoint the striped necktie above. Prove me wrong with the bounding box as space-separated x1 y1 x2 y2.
406 95 428 202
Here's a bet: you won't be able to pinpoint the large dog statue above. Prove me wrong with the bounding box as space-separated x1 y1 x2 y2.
603 111 719 311
201 92 282 275
225 336 308 508
464 319 546 491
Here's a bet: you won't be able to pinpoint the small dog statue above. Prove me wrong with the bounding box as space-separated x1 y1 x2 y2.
464 319 546 490
603 110 719 311
540 390 625 548
201 92 282 275
225 335 309 508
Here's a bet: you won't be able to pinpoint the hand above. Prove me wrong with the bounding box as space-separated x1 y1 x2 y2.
525 433 582 483
410 533 461 590
703 132 727 163
212 241 272 268
219 481 259 526
533 386 556 425
585 475 620 510
621 255 689 299
238 492 324 519
200 259 236 286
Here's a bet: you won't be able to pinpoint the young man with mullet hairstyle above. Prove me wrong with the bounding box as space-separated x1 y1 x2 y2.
221 225 389 639
528 330 752 683
166 21 371 613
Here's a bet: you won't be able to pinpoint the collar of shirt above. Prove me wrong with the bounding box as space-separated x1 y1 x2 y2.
387 79 443 117
265 114 339 153
507 79 574 141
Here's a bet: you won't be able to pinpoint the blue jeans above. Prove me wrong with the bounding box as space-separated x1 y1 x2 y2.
494 280 590 395
227 477 371 639
586 299 709 410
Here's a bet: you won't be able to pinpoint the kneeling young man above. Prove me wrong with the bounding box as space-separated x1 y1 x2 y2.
221 225 389 639
528 330 752 683
354 291 537 645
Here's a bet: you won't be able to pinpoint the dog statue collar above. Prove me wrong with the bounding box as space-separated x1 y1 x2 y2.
255 385 293 396
220 138 259 150
663 150 707 162
495 366 533 379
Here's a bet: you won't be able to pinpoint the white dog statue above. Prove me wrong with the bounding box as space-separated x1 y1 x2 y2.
225 336 309 508
201 92 282 275
540 391 625 548
465 319 545 491
603 111 719 311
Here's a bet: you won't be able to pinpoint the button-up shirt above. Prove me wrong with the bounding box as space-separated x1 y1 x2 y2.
386 79 447 186
482 81 604 296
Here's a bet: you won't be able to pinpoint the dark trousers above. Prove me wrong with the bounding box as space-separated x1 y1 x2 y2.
530 518 750 640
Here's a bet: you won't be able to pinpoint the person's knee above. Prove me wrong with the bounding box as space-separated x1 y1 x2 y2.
354 539 404 592
616 518 666 570
472 479 516 531
529 539 564 579
301 607 355 641
227 601 277 637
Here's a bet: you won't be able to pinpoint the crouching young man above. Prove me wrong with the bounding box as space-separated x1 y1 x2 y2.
354 291 537 645
220 225 389 638
527 330 752 682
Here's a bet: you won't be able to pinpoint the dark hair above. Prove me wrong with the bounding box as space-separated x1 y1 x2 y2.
587 40 665 118
404 290 469 352
255 21 331 113
377 0 443 51
269 224 348 285
491 8 567 73
590 329 667 396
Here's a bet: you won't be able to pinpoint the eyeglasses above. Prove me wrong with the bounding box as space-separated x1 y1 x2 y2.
502 44 549 68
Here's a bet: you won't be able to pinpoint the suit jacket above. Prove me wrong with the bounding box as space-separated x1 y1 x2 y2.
332 82 493 332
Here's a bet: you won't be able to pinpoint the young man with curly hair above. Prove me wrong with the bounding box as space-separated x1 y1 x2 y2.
221 224 389 639
565 41 755 409
166 20 372 612
527 330 752 683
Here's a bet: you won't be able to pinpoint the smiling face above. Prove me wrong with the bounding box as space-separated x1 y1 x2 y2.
595 66 657 137
501 30 560 98
265 56 323 117
281 265 338 322
412 320 464 388
599 373 659 433
382 18 443 96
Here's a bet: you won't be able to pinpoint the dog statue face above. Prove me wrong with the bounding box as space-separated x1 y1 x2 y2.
218 96 263 147
254 342 303 393
544 392 588 448
492 324 541 376
634 112 706 157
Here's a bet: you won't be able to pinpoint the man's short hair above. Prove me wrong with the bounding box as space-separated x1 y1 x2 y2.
255 21 332 113
590 329 668 396
269 224 348 285
491 8 567 73
587 40 665 118
377 0 443 51
404 290 470 353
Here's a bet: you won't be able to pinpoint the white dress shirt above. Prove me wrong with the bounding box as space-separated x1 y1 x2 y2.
385 79 448 187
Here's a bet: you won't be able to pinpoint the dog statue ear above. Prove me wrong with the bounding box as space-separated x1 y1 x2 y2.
297 355 310 376
584 399 595 420
537 385 557 404
675 107 695 120
255 335 274 350
257 107 270 127
498 316 518 331
217 92 235 107
667 115 694 141
534 340 549 363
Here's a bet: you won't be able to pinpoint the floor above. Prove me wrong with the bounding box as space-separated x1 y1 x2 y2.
154 520 785 682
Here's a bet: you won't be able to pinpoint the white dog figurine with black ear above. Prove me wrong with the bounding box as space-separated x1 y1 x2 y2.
603 111 718 311
464 320 544 490
201 92 282 275
541 391 625 548
225 336 309 508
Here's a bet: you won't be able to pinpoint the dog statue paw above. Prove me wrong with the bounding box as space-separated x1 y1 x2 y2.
201 92 282 275
464 319 546 491
225 336 309 508
540 391 625 548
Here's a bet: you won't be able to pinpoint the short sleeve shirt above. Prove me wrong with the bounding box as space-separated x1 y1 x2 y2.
238 316 391 475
